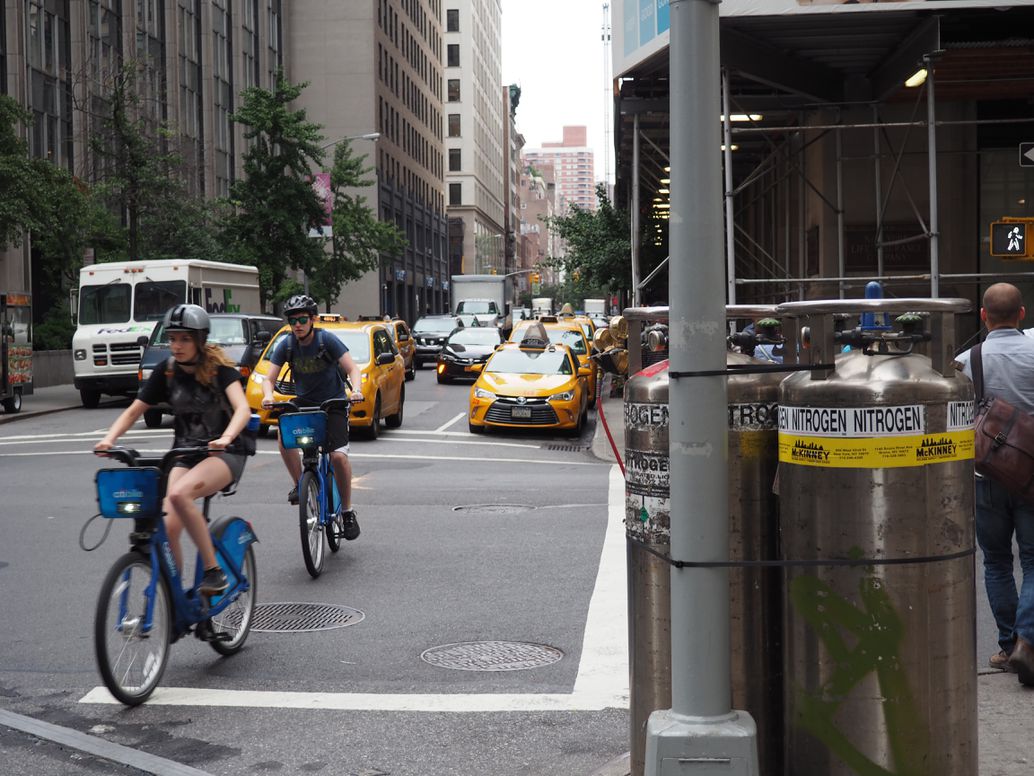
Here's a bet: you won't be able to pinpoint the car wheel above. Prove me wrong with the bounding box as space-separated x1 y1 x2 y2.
80 388 101 409
406 362 416 381
437 372 451 385
257 424 271 438
468 421 485 434
365 395 381 440
143 409 163 428
385 387 404 428
1 389 22 414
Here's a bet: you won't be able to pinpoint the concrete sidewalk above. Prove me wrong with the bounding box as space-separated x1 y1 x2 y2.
588 373 1034 776
0 383 127 425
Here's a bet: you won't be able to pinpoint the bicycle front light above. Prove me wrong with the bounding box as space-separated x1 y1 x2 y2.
117 502 142 515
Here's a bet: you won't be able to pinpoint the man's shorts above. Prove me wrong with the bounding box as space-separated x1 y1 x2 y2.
295 400 350 455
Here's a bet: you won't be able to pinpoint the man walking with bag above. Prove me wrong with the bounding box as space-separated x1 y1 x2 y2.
956 282 1034 684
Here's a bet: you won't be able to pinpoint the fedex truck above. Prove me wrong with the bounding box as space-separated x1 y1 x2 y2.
72 259 260 407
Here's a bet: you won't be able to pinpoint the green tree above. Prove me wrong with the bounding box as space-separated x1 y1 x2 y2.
0 96 47 248
88 62 221 261
307 140 407 309
543 184 631 295
222 72 327 308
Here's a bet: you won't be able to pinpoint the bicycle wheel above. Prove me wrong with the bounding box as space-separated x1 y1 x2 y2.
209 545 257 656
299 470 325 577
94 552 171 706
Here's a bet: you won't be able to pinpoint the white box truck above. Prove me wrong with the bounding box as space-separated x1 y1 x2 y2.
531 297 554 317
583 298 607 316
71 259 261 407
450 274 514 332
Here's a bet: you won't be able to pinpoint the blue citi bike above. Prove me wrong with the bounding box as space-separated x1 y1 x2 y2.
92 446 259 706
272 398 353 578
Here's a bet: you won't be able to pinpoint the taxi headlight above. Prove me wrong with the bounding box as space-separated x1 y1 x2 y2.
474 387 496 400
251 372 265 383
140 368 153 381
548 390 575 402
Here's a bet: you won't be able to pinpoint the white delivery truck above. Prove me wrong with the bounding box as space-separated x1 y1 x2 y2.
450 274 514 333
531 297 554 317
583 298 607 316
71 259 261 407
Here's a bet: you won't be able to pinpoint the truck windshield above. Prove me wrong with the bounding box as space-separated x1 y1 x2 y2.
79 283 131 325
455 300 498 315
135 280 187 321
153 317 247 346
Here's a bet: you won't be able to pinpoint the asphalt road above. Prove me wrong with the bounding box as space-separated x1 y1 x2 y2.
0 369 628 776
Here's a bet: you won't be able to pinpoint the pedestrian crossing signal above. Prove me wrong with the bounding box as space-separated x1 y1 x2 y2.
990 219 1034 259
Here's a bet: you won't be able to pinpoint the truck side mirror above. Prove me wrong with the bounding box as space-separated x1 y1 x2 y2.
69 289 78 325
255 330 272 345
137 335 150 347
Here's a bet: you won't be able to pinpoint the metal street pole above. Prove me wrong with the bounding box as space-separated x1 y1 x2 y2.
644 1 760 772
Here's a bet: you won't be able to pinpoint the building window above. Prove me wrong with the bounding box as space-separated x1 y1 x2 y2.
447 79 460 102
449 148 461 171
446 8 459 32
449 183 462 206
448 114 460 137
447 44 459 67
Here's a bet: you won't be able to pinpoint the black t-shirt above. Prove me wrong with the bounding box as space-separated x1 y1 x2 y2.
138 362 246 455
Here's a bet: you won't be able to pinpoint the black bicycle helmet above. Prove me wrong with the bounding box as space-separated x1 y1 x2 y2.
163 304 210 346
284 294 318 317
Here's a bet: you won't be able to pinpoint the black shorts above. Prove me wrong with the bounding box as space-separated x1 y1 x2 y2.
172 451 247 486
294 401 350 454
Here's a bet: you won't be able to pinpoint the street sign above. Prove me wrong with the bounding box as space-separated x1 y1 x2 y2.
990 219 1034 259
1021 142 1034 168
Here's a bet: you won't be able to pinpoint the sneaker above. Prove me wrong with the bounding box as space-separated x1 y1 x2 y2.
990 649 1017 672
342 509 360 541
198 566 229 596
288 486 298 505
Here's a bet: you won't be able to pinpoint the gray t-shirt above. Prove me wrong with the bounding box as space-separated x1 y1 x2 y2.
268 329 348 404
956 328 1034 416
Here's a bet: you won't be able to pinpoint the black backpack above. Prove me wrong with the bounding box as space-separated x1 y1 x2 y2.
281 328 352 391
163 357 257 456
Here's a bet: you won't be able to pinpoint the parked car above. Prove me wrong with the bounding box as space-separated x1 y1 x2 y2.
412 314 464 367
436 326 504 383
390 318 416 381
138 312 282 428
245 315 405 440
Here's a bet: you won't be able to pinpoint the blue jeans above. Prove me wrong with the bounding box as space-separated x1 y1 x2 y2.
976 477 1034 651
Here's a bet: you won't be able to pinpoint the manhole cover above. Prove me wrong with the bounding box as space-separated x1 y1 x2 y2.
420 641 564 671
545 444 586 452
249 602 365 633
451 504 536 515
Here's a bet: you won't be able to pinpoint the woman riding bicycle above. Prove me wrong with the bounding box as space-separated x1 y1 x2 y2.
94 304 252 595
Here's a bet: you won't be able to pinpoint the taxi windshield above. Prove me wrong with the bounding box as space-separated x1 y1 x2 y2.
486 348 573 375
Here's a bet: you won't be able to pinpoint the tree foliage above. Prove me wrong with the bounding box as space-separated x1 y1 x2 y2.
307 141 407 309
0 96 48 248
543 184 631 295
221 72 327 308
88 62 220 261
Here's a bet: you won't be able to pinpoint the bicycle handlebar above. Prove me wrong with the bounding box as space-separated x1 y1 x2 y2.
94 446 214 471
268 397 357 418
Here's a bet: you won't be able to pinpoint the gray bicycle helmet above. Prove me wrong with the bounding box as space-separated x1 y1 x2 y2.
163 304 210 346
284 294 318 317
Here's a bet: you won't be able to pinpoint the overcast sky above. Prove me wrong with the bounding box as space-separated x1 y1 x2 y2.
501 0 612 184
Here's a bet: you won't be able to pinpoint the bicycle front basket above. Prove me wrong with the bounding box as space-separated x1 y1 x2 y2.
279 410 327 449
95 467 162 519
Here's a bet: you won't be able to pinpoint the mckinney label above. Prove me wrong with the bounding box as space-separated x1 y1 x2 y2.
916 436 958 461
778 404 924 437
790 439 830 462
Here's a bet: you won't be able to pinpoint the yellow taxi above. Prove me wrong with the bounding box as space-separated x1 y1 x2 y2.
468 326 591 435
245 315 406 440
390 318 416 381
509 317 598 407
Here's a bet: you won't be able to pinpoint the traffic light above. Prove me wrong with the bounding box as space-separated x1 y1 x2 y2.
990 218 1034 259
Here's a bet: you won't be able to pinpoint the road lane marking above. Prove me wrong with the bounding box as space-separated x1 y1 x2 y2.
434 412 467 433
78 687 621 711
373 436 542 449
0 428 171 443
80 464 629 712
0 448 607 466
572 465 629 702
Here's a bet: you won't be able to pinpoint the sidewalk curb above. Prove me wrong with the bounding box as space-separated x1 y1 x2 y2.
587 752 630 776
0 398 124 426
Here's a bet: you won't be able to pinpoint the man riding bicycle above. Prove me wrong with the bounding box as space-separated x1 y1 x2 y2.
261 295 364 540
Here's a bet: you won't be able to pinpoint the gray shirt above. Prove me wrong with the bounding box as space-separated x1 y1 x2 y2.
957 328 1034 416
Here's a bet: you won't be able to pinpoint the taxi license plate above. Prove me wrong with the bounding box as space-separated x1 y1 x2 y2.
511 406 533 419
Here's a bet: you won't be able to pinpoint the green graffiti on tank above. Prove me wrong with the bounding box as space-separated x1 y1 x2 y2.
789 571 927 776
